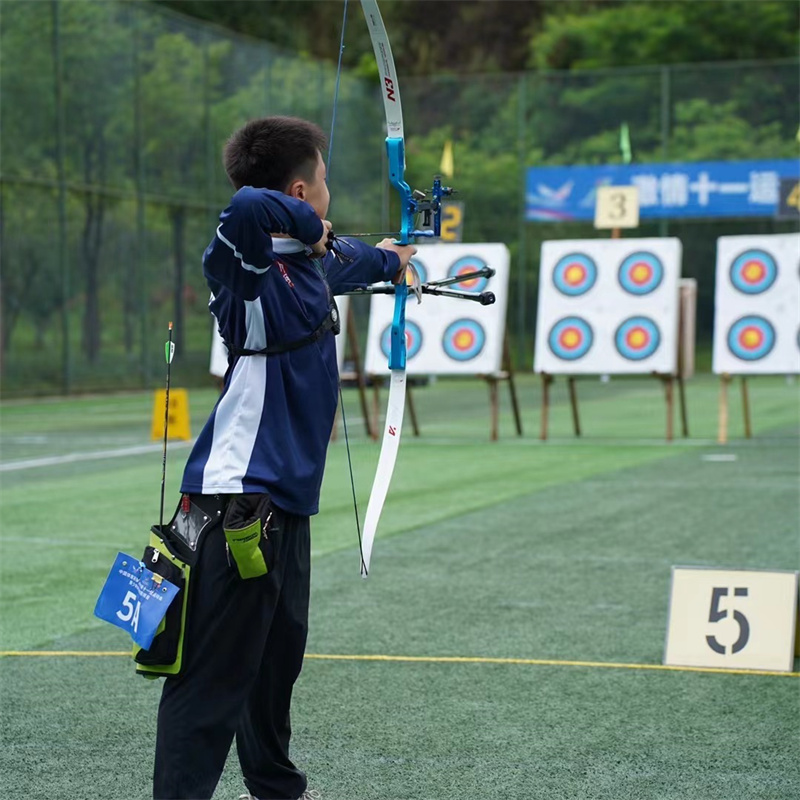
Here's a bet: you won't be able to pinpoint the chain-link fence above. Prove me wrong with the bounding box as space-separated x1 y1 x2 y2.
1 1 797 396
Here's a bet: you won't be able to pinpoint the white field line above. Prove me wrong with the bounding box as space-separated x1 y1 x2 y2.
0 440 194 472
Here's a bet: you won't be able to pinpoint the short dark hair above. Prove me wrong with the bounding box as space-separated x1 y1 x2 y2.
223 116 327 191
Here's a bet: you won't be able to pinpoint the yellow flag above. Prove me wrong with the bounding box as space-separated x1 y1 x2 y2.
439 139 454 178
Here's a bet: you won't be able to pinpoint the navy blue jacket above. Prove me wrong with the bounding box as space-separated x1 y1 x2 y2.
180 186 399 515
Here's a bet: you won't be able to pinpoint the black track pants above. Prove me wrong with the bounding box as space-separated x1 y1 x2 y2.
153 497 310 800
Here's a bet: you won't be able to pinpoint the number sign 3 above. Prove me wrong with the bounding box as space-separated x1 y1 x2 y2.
594 186 640 230
664 567 798 672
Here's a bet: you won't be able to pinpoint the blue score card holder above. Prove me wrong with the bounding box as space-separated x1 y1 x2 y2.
94 552 179 650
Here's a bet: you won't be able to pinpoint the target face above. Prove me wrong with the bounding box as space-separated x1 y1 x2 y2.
409 257 428 286
729 249 777 295
618 252 664 295
615 317 661 361
380 320 423 361
447 256 489 293
552 253 597 296
547 317 593 361
727 316 775 361
442 319 486 361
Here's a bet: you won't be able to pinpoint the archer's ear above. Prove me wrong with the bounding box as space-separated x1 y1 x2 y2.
287 179 306 201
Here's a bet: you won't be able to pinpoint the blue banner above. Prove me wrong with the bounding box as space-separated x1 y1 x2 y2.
525 160 799 221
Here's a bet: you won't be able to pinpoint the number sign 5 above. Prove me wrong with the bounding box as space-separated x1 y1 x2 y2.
665 567 798 672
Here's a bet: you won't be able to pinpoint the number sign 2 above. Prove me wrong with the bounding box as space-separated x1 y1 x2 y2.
664 566 799 672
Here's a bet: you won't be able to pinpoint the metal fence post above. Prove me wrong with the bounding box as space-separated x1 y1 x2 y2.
51 0 71 393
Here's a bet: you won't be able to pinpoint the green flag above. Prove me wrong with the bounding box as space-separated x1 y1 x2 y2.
619 122 632 164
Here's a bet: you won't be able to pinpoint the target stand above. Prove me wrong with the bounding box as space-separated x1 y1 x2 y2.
717 374 754 445
534 236 689 442
332 302 375 442
711 234 800 444
478 329 523 441
537 290 694 442
538 370 688 442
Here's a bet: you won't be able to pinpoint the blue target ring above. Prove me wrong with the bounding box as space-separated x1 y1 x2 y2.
442 319 486 361
447 256 489 293
380 320 423 362
729 250 777 295
615 317 660 361
409 257 427 286
547 317 593 361
618 252 664 296
552 253 597 296
727 316 775 361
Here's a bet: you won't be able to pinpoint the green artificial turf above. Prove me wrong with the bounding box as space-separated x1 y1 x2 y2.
0 375 798 799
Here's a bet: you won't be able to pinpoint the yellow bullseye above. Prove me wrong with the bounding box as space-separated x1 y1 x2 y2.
743 261 765 283
561 329 580 348
628 328 647 348
565 265 584 285
741 328 762 348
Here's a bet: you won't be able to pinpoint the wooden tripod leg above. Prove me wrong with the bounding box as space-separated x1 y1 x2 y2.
540 373 552 441
677 374 689 438
502 334 523 436
331 404 340 442
663 374 674 442
346 305 374 440
718 373 730 445
567 376 581 437
371 378 381 438
488 378 499 441
741 376 752 439
407 383 420 437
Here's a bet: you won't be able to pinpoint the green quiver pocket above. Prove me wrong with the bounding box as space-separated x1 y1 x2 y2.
133 529 191 679
224 520 268 579
223 494 275 580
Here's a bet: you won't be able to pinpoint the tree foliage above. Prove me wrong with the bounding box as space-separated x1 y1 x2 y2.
1 0 797 394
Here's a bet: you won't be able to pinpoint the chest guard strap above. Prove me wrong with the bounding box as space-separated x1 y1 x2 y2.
225 302 340 358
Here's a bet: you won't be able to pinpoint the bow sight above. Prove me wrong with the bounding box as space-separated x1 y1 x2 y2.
410 176 455 238
328 176 454 243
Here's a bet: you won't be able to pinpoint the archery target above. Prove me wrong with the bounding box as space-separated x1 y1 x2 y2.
615 317 661 361
726 316 775 362
364 243 509 375
618 251 664 296
552 253 597 296
409 257 428 286
380 319 423 362
534 238 681 375
548 317 593 361
729 249 777 295
713 234 800 375
442 319 486 361
448 256 490 293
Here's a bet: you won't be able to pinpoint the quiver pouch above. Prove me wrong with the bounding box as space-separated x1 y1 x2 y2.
132 529 191 677
132 494 220 679
223 493 277 579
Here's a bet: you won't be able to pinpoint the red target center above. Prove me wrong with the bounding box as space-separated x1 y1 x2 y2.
559 327 583 350
453 329 476 350
456 267 480 289
564 264 586 286
739 326 763 350
630 263 653 285
742 261 766 284
626 327 649 349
